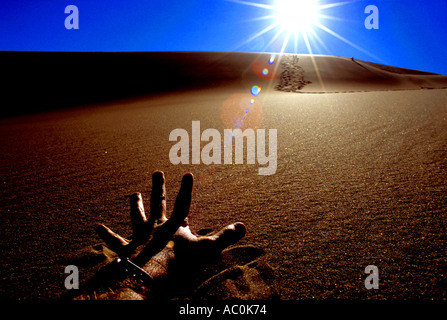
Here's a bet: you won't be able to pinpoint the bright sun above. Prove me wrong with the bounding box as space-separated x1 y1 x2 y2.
230 0 375 59
274 0 320 34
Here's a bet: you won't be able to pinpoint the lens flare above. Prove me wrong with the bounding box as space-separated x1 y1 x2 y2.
220 93 264 131
251 85 262 96
251 56 278 81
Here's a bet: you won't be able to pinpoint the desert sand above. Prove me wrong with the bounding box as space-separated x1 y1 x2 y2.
0 52 446 300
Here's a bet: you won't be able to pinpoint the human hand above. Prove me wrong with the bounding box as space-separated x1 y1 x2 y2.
95 171 246 282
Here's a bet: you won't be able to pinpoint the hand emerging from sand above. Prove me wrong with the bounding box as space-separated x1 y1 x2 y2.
95 171 247 280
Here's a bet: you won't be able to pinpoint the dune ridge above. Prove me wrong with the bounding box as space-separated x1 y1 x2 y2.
2 51 447 117
275 54 447 93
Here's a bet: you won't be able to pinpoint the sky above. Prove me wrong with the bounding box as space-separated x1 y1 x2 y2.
0 0 446 74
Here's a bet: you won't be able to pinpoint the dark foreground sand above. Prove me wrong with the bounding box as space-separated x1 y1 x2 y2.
0 52 446 300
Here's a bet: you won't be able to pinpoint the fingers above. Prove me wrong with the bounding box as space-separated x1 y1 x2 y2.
160 172 193 236
213 222 246 249
129 193 149 242
173 222 246 263
197 222 247 253
149 171 167 224
132 173 194 266
95 224 129 255
97 171 247 269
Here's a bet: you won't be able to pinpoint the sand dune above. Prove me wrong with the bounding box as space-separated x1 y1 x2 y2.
2 51 447 118
295 55 447 92
0 51 446 300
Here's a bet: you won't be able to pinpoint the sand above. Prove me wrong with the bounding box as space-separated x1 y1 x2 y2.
0 52 446 300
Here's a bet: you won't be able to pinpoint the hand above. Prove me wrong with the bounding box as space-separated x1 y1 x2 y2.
95 171 246 282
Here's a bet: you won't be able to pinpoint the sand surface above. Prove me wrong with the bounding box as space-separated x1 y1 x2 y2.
0 52 446 300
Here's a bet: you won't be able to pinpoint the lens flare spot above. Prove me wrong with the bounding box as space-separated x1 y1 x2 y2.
220 93 264 131
251 56 278 80
251 85 262 96
269 54 276 65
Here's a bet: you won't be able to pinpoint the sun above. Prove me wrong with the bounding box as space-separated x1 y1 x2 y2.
274 0 320 34
228 0 376 59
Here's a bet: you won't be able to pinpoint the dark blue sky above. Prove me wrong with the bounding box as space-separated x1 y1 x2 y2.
1 0 446 74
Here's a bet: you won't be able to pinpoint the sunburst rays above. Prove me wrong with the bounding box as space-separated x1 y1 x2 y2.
227 0 380 91
228 0 377 59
